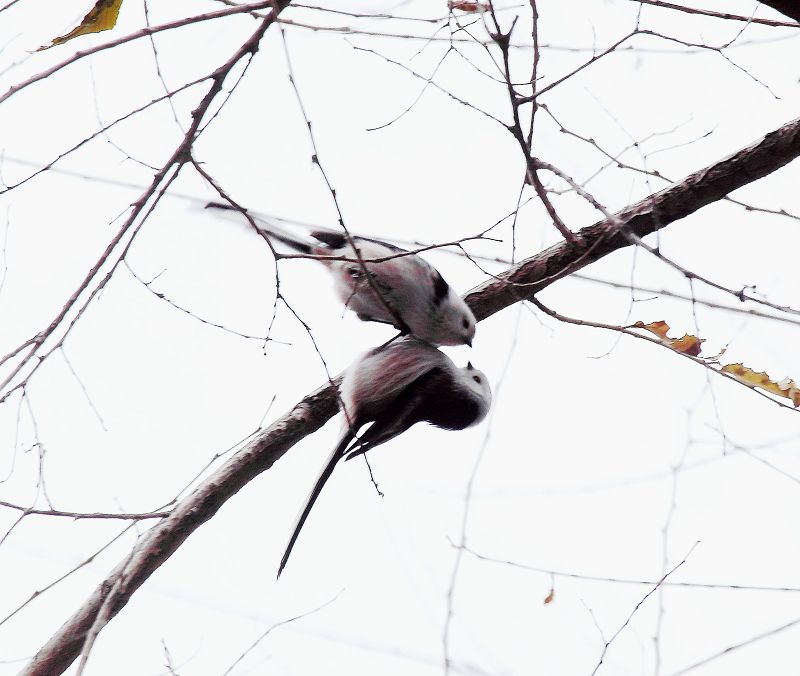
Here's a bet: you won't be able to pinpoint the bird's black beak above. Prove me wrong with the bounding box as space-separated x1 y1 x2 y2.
467 361 473 369
465 338 472 347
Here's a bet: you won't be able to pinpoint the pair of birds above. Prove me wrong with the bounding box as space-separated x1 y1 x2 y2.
209 204 492 576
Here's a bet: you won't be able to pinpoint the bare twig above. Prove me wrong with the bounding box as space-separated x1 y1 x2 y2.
591 543 698 675
460 543 800 592
0 4 291 405
221 593 340 675
443 307 522 675
0 1 280 106
466 115 800 319
527 297 800 412
670 615 800 675
19 113 800 676
0 501 169 520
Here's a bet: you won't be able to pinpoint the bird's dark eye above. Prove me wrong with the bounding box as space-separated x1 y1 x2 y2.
472 375 481 384
462 318 470 329
348 266 362 279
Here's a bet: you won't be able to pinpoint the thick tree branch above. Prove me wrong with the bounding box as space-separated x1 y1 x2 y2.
20 115 800 676
20 385 337 676
467 115 800 318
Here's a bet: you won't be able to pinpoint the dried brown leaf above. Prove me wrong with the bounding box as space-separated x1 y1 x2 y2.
447 1 490 13
543 588 555 605
630 320 705 356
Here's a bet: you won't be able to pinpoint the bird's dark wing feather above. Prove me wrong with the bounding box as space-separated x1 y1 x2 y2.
343 367 450 462
309 230 348 250
430 270 451 307
355 312 394 326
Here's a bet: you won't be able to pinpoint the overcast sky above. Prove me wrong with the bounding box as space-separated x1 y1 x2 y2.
1 1 800 675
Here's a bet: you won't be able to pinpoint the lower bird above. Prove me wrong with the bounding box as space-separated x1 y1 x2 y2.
278 337 492 577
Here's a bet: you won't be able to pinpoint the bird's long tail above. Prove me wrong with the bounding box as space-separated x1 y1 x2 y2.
277 430 354 578
205 201 316 255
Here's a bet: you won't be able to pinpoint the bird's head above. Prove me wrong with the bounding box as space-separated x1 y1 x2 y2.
461 361 492 422
437 296 477 346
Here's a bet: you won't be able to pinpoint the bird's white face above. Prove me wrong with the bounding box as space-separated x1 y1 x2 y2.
439 297 477 346
460 363 492 422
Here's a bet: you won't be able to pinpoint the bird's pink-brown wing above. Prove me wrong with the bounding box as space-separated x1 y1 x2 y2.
340 339 450 421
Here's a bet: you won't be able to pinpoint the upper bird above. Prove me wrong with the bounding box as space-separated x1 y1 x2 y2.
206 202 476 346
278 337 492 577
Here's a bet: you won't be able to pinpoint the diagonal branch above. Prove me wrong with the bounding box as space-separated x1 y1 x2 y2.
0 2 292 405
0 1 278 107
467 115 800 319
19 385 337 676
20 114 800 676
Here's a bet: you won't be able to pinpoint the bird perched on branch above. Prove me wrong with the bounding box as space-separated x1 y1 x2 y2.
205 202 477 346
278 337 492 577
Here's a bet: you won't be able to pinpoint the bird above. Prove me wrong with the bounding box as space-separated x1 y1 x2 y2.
278 337 492 577
205 202 476 346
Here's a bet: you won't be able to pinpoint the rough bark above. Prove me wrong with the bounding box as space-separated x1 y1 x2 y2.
19 116 800 676
20 383 338 676
466 115 800 319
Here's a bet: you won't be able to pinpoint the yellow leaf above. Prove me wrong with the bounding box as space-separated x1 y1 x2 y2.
38 0 123 51
721 363 800 407
630 321 705 356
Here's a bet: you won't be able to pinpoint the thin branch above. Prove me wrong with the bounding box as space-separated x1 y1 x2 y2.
591 543 698 675
670 615 800 675
221 593 340 675
0 72 208 196
0 524 138 629
73 540 141 676
123 260 278 343
443 307 522 675
0 501 169 520
20 113 800 676
518 32 637 104
466 115 800 319
0 1 279 107
528 297 800 412
460 543 800 592
0 4 291 405
21 382 338 676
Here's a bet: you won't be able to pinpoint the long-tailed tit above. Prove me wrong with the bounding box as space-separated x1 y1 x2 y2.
205 202 477 346
278 337 492 577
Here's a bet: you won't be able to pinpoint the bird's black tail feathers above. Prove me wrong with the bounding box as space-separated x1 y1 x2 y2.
277 430 354 578
309 230 348 250
205 201 315 255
